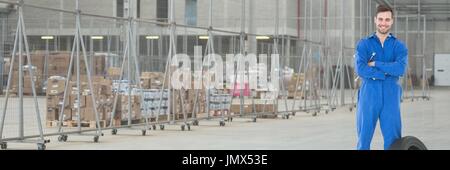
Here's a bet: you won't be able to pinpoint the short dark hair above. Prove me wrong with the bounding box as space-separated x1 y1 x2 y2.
376 5 394 18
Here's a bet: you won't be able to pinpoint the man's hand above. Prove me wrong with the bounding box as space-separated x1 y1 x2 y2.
368 61 375 67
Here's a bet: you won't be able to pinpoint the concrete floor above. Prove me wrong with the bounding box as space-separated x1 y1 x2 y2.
1 87 450 150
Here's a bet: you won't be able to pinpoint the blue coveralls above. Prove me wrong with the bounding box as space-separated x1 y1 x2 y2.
355 33 408 150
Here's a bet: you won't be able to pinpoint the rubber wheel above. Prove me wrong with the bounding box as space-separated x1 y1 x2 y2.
181 125 185 131
142 130 146 136
58 135 64 142
37 144 46 150
187 124 191 131
1 143 7 150
112 129 117 135
193 120 199 126
94 136 99 143
160 125 165 130
389 136 427 150
152 125 157 130
312 112 317 117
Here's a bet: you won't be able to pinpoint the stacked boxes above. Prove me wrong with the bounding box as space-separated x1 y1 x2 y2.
287 73 305 98
46 75 114 123
140 89 169 117
48 52 70 76
114 94 142 121
140 72 166 89
5 51 108 96
70 76 114 122
46 76 70 121
186 89 206 114
107 67 121 79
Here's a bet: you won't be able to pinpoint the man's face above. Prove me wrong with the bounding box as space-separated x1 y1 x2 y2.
374 11 393 35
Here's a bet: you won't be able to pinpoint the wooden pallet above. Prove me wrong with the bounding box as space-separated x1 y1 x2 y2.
46 120 106 128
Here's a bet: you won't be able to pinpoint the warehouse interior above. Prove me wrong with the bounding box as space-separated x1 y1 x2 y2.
0 0 449 150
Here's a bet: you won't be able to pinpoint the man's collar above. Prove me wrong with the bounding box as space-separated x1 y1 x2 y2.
369 32 396 39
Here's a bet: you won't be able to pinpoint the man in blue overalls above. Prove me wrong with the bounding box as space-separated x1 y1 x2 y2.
355 5 408 150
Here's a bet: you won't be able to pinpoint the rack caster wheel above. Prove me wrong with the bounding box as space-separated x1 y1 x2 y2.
37 143 46 150
252 118 257 122
292 112 296 116
193 120 199 126
349 108 353 112
286 115 290 119
1 142 7 150
187 124 191 131
411 99 414 102
219 121 225 126
325 110 329 114
58 135 68 142
152 125 157 130
160 125 165 130
111 129 117 135
312 112 318 117
181 125 185 131
142 130 147 136
93 136 99 143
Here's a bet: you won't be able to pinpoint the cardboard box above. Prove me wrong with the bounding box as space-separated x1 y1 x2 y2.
46 108 58 121
70 94 86 108
107 67 122 77
47 95 60 108
230 104 252 113
46 76 67 95
255 104 276 113
46 107 72 121
81 108 99 121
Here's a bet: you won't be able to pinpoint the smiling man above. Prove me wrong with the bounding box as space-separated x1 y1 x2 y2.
354 5 408 150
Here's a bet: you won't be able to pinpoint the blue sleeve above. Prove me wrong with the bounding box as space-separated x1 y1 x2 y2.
355 40 386 80
374 41 408 77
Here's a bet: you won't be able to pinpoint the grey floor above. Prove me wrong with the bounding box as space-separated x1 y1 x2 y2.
1 87 449 150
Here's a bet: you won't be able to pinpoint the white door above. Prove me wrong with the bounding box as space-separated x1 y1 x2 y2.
434 54 450 86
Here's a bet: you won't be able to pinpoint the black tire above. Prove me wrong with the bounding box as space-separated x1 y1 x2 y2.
389 136 427 150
